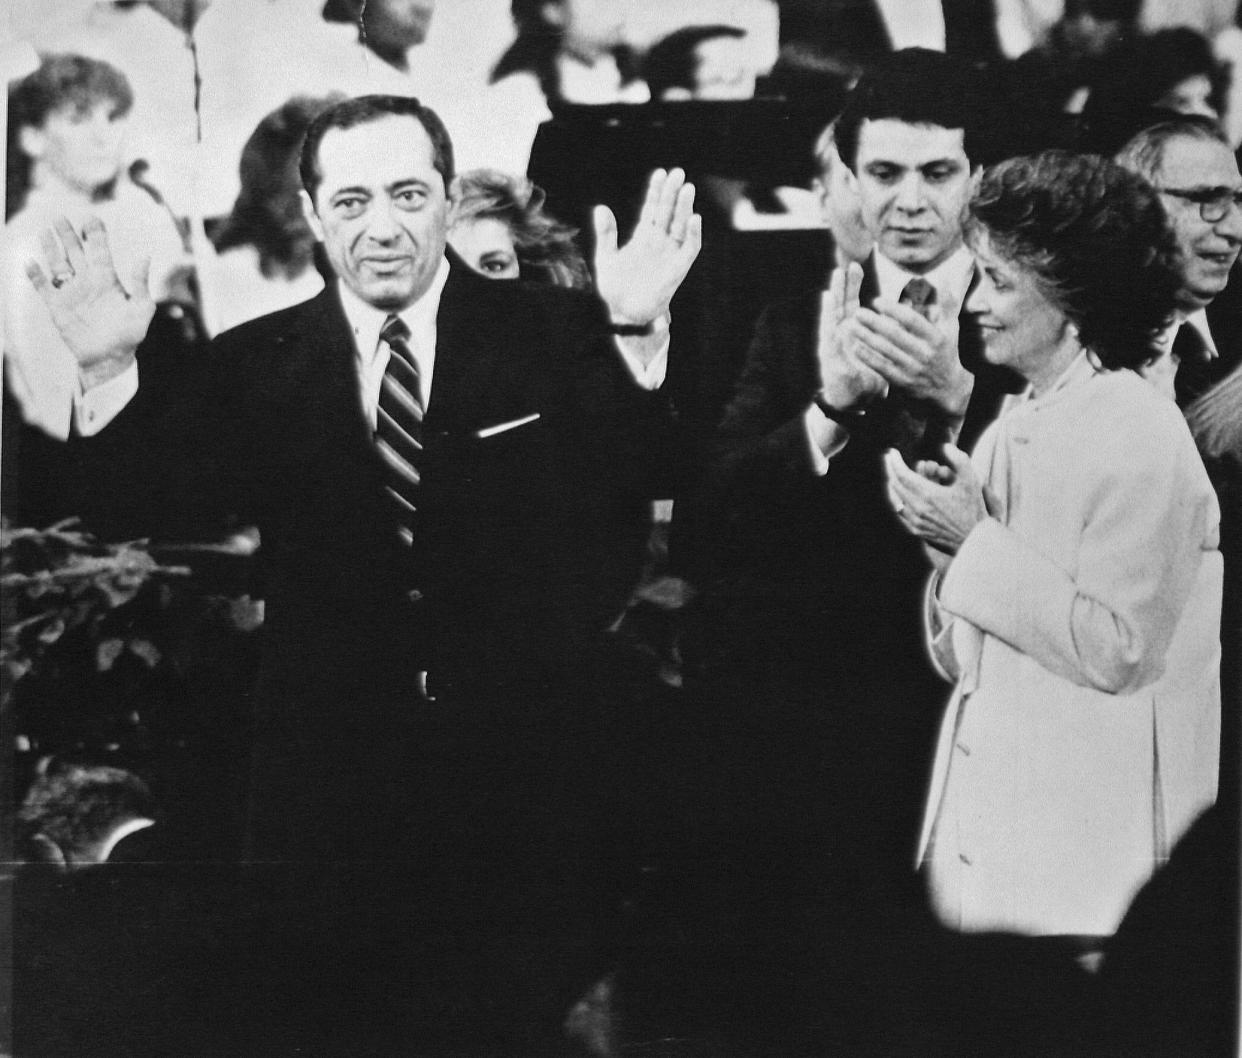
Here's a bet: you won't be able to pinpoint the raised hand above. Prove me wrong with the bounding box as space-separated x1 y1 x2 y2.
592 167 702 329
853 297 973 416
25 216 154 389
815 261 886 409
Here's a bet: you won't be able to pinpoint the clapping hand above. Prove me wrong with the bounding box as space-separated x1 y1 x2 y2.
592 167 702 332
26 216 154 389
854 297 973 416
884 444 990 563
816 261 887 409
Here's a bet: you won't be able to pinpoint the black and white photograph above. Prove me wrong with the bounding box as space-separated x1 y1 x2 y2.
1 1 1239 1054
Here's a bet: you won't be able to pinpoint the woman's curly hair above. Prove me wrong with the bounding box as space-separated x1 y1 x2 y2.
966 150 1182 370
454 168 591 289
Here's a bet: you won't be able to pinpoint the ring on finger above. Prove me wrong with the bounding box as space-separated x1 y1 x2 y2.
50 270 73 289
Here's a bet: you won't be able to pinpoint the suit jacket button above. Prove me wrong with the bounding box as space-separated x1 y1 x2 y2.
406 588 424 604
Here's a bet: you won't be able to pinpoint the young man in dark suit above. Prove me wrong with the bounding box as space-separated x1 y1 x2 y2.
28 93 701 1052
679 49 1016 921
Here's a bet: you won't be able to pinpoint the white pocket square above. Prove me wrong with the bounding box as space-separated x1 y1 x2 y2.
473 412 541 439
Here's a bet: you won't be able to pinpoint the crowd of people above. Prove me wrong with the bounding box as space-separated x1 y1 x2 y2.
4 2 1242 1056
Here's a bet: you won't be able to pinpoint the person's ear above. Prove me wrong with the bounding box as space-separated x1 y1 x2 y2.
969 166 983 194
17 124 46 161
300 189 325 242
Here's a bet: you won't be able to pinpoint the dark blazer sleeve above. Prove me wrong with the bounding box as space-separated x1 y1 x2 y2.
58 310 240 541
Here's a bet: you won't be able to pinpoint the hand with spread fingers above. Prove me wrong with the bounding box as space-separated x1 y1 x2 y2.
815 261 887 409
25 215 155 389
884 443 988 558
592 167 702 341
853 297 973 417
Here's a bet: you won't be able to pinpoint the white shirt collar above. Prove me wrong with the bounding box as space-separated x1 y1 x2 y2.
873 244 976 316
1182 308 1219 359
336 255 451 419
337 255 450 363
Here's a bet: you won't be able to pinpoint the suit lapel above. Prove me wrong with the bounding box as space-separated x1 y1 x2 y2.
427 257 541 436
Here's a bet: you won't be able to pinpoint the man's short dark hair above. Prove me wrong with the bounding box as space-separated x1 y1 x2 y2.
833 49 989 172
298 94 455 203
1115 113 1229 184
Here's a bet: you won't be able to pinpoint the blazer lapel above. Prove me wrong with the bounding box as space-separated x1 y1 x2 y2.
427 257 535 436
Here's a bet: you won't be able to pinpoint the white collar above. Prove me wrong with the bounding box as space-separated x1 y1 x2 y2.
336 255 451 360
1181 308 1219 359
873 245 976 310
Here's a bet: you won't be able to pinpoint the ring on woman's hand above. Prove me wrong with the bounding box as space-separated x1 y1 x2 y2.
50 271 73 289
893 502 905 514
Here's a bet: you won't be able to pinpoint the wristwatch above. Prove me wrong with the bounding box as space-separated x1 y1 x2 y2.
813 390 870 432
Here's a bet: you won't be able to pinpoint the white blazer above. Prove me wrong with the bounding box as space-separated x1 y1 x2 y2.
919 355 1222 938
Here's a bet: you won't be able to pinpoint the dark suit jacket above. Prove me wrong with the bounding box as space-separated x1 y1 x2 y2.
69 257 683 859
680 254 1015 691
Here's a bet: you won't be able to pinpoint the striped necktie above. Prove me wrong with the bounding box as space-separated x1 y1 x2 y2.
375 314 424 545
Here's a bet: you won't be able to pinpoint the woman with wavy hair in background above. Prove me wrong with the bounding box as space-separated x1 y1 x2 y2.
448 167 590 288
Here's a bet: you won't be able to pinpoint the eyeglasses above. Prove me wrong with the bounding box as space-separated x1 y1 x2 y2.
1156 185 1242 223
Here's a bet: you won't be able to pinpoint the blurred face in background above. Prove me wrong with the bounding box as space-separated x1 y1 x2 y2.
550 0 627 58
687 35 756 100
449 216 521 278
365 0 437 52
815 133 873 266
20 98 128 196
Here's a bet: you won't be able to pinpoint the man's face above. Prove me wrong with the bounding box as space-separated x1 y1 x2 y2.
302 114 451 312
849 118 974 274
21 99 128 195
1151 135 1242 310
688 35 756 100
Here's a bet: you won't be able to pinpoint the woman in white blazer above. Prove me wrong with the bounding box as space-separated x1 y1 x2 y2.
885 151 1223 943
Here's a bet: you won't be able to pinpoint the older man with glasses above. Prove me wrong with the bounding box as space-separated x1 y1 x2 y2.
1116 114 1242 405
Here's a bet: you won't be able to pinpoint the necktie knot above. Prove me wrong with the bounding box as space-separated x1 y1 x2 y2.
381 314 411 347
900 277 937 318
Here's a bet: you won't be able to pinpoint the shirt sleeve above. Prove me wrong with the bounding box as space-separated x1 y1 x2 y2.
74 362 140 437
615 335 669 390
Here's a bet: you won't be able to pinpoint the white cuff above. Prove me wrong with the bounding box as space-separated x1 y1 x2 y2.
616 337 670 390
803 404 850 475
74 361 139 436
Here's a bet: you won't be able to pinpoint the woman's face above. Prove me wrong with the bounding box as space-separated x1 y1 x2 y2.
966 233 1072 384
23 99 128 195
448 215 520 278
